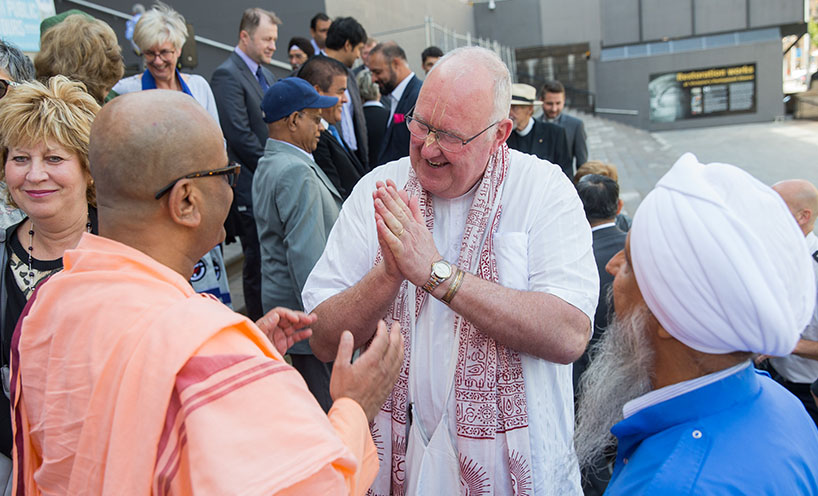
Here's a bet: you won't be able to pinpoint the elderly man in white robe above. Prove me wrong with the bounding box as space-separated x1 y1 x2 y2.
303 46 598 494
575 153 818 494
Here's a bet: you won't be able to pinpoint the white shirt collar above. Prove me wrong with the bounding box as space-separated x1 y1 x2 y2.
390 72 414 105
515 116 535 137
272 138 314 161
591 221 617 232
388 72 415 119
622 361 751 418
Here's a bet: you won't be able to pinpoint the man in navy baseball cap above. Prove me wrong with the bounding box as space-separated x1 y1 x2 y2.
261 76 338 124
254 77 344 410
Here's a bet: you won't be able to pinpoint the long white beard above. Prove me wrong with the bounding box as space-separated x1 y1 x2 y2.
574 304 655 471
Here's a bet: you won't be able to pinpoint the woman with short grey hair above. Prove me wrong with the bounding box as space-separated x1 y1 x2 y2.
112 2 218 122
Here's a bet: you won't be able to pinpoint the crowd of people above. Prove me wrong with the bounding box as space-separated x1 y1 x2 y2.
0 3 817 495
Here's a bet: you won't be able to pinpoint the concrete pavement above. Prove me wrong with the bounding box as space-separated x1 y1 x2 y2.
584 111 818 214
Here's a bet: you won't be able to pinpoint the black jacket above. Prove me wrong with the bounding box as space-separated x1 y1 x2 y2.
313 129 366 199
506 118 571 177
377 75 422 166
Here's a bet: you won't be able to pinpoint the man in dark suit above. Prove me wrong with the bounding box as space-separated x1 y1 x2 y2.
574 174 626 387
542 80 588 174
300 56 365 199
324 17 369 170
506 83 571 176
211 8 279 321
367 41 422 166
574 173 625 496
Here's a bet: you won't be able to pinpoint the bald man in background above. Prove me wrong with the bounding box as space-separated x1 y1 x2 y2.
765 179 818 426
11 90 402 494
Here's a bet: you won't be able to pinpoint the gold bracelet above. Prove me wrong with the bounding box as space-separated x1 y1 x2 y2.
442 268 464 304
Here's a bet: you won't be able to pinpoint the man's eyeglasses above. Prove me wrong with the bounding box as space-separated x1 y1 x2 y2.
143 49 176 62
154 162 241 199
405 108 499 153
0 79 19 100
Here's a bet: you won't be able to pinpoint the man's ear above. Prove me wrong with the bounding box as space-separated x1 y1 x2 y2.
166 180 202 229
238 29 250 46
797 208 812 229
287 111 300 131
344 40 352 53
495 118 514 145
617 198 623 215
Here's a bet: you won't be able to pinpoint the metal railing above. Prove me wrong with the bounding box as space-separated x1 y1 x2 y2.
64 0 291 70
370 17 517 79
424 17 517 78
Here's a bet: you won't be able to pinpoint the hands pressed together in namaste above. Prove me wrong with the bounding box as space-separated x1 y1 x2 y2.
372 179 442 288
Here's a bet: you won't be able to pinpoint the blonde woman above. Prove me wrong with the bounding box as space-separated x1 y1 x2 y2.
0 76 99 490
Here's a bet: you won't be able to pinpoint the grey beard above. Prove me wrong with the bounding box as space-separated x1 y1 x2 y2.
574 304 655 471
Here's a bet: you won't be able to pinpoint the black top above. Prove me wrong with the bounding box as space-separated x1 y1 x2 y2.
0 208 98 457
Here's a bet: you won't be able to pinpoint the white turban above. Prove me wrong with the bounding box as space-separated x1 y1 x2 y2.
631 153 815 356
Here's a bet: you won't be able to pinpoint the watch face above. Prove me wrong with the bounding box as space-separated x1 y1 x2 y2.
432 261 452 279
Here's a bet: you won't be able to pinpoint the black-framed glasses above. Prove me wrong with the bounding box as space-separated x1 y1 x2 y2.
143 49 176 62
405 108 499 153
154 162 241 199
0 79 19 100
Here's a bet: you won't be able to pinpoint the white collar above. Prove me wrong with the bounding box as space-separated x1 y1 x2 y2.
591 221 617 232
389 72 415 105
515 116 535 137
622 361 751 418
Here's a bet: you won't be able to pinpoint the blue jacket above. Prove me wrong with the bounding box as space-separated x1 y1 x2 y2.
606 365 818 495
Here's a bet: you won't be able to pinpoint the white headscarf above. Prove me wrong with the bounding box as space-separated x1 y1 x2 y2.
630 153 815 356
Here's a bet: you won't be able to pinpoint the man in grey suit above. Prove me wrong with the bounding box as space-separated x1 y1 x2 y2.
253 77 342 412
542 80 588 175
211 8 279 321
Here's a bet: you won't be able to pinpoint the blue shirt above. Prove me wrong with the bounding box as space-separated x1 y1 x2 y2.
605 366 818 495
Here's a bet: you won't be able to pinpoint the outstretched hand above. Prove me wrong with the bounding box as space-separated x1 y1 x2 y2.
330 321 404 422
373 179 440 286
256 307 316 356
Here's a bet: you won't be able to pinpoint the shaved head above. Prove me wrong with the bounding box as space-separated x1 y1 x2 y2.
90 90 225 208
772 179 818 236
89 90 230 277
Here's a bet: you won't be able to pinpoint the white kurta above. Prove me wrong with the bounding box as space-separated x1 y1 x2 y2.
303 150 599 495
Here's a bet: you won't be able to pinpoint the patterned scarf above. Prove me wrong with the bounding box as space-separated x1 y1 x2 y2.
367 144 533 495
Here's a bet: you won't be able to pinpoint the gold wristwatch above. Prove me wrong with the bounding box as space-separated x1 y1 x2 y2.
422 260 453 293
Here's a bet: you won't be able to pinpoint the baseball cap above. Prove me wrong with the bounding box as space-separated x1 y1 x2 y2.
261 77 339 123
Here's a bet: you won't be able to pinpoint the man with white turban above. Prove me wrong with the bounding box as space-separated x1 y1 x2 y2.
575 153 818 494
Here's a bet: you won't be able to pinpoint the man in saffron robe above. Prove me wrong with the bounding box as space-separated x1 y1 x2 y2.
10 90 403 495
